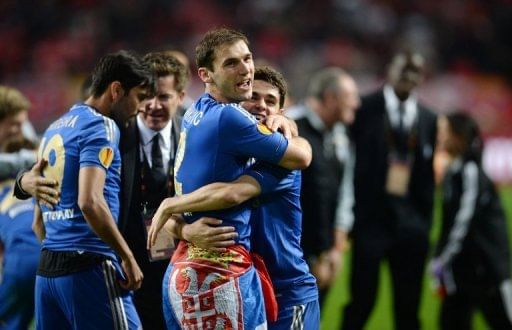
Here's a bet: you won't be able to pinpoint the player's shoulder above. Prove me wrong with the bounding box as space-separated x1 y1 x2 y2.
219 102 257 126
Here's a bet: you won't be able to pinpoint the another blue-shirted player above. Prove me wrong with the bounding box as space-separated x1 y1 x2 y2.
148 29 312 329
0 189 40 330
149 67 319 329
30 50 154 330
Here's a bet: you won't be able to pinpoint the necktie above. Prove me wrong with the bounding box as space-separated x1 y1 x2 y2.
396 103 408 158
398 102 405 134
151 133 165 178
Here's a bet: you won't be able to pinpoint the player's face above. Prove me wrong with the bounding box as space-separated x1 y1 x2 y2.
112 85 150 123
241 80 281 121
139 75 184 131
209 40 254 103
0 110 27 143
337 76 360 125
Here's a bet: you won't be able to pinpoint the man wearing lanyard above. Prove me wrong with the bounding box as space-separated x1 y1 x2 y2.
339 50 438 330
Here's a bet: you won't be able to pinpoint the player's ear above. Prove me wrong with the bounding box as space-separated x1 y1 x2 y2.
110 81 124 102
198 68 213 84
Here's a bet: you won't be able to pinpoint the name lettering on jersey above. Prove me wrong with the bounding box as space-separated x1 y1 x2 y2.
47 115 79 131
184 110 204 126
42 208 75 222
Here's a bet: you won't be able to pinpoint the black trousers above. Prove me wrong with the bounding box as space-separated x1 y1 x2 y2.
341 209 430 330
441 279 512 330
133 257 169 330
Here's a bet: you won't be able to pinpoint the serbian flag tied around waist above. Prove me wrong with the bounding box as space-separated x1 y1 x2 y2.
167 240 278 329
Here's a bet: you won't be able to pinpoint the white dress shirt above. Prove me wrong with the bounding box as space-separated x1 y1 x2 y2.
383 84 418 132
136 115 173 174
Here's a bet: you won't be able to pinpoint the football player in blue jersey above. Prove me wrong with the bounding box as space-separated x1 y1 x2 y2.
28 50 155 330
148 66 320 330
148 28 312 329
0 137 40 330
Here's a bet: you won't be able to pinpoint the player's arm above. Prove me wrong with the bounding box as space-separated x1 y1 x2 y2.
263 114 311 170
147 176 259 248
277 136 312 170
154 215 236 252
32 202 46 242
78 166 143 291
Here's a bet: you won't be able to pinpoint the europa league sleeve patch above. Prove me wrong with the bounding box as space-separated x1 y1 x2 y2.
98 147 114 168
257 123 272 135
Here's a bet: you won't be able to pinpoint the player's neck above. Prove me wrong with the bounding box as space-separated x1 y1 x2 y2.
84 96 111 117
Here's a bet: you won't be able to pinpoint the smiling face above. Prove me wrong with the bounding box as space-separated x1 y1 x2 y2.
139 75 184 131
241 79 282 121
200 40 254 103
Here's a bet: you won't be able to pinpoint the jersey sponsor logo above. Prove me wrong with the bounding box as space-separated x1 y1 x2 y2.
42 208 75 222
257 123 272 135
99 147 114 168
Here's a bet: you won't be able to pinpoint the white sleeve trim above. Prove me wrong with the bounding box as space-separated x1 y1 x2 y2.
439 161 479 265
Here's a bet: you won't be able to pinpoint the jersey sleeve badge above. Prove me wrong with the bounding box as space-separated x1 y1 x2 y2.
98 147 114 168
257 123 272 135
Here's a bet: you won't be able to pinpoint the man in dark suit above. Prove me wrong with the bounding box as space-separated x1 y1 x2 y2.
15 52 189 329
288 67 360 306
339 51 437 330
117 52 188 329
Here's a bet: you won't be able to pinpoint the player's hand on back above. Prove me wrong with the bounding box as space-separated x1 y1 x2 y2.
21 158 59 208
182 217 238 252
119 255 144 291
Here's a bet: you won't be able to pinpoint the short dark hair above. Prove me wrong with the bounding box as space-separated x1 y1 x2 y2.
89 50 156 98
195 28 249 71
254 66 287 108
307 67 346 100
143 52 189 92
0 85 30 122
446 112 483 163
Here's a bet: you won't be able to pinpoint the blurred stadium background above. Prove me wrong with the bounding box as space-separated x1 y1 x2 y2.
2 0 511 328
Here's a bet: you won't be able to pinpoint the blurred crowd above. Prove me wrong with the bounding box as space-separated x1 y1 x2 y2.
1 1 512 329
1 0 511 139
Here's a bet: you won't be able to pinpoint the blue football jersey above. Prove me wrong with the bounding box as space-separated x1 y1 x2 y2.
37 104 121 259
0 192 40 273
246 162 318 307
174 94 288 249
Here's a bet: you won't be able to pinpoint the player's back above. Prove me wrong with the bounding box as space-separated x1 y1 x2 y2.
175 94 288 249
38 104 121 258
249 164 318 307
0 191 39 274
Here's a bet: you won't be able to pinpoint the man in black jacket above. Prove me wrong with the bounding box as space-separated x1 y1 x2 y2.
15 52 188 330
289 67 360 306
339 51 437 330
115 52 187 329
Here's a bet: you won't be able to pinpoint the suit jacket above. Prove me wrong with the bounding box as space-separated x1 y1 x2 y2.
296 116 344 256
117 115 182 260
351 89 437 233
